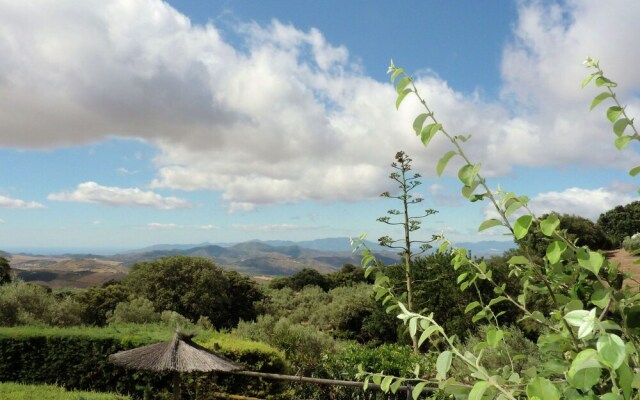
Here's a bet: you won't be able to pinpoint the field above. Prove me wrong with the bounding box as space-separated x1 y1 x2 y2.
607 248 640 286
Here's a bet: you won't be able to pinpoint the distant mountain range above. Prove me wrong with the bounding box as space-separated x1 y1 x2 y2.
1 238 515 286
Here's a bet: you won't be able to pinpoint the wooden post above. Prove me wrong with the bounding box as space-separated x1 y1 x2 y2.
173 370 181 400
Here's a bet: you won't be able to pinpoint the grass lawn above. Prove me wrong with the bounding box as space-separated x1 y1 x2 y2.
0 382 130 399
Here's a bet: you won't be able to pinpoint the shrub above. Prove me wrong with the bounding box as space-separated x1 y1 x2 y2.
74 283 130 326
598 201 640 246
107 297 161 325
622 235 640 253
0 280 54 326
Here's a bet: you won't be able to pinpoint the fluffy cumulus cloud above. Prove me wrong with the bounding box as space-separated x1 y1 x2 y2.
1 0 639 211
0 195 45 209
484 182 637 223
47 182 191 209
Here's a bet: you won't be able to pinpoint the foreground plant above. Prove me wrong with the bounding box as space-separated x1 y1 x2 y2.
355 59 640 399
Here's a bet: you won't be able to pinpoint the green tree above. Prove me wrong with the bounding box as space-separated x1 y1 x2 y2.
74 282 130 326
125 256 262 328
269 268 329 291
521 213 613 258
0 256 11 285
377 150 437 352
597 200 640 246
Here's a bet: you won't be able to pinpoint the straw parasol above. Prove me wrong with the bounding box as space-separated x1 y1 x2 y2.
109 330 244 400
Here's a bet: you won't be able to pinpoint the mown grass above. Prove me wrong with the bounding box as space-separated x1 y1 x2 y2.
0 382 130 399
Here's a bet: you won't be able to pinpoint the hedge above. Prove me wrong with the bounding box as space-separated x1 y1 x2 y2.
0 324 287 399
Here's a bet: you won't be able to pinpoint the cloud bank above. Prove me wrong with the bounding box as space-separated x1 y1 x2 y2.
1 0 639 212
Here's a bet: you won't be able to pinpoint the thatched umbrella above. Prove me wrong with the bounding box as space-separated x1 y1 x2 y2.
109 330 244 400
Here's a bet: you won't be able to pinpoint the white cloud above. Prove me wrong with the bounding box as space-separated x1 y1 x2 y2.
146 223 179 230
92 220 101 225
48 182 191 209
0 195 45 209
195 224 216 230
484 184 637 223
231 223 320 232
528 186 636 221
1 0 639 211
117 167 138 175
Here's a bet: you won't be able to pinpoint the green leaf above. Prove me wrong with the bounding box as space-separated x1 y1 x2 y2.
577 249 604 275
629 165 640 177
468 381 490 400
601 394 623 400
478 218 503 232
396 76 411 93
436 151 457 177
546 240 567 264
418 325 440 347
514 215 533 240
617 362 633 400
614 118 632 136
396 88 412 110
568 349 602 391
591 286 611 309
413 113 429 135
590 92 613 110
412 381 428 400
457 272 468 284
461 181 479 199
390 378 403 394
596 76 617 87
457 164 475 186
526 377 560 400
504 200 523 217
615 135 633 150
581 72 597 89
409 317 418 338
507 255 530 265
564 309 590 327
390 67 405 84
465 301 481 314
420 123 438 148
486 327 504 346
436 351 453 379
597 333 626 370
607 106 623 123
380 376 393 392
540 214 560 236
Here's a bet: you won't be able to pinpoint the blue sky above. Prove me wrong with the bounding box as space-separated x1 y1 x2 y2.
0 0 639 253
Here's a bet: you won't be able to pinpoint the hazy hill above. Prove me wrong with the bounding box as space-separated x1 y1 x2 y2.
114 241 399 276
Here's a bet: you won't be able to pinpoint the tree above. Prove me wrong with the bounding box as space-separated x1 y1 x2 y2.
377 151 437 352
74 282 131 326
269 268 330 291
125 256 262 329
597 200 640 246
521 213 613 257
0 256 11 285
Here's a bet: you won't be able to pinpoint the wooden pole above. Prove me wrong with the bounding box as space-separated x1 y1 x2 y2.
173 371 181 400
230 370 435 393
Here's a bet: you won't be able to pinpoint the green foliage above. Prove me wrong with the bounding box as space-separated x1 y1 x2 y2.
598 201 640 246
125 256 262 328
0 382 130 400
74 282 130 326
106 297 160 325
622 235 640 253
0 256 11 285
353 59 640 400
0 280 55 326
269 267 330 291
234 315 336 376
0 325 286 399
521 213 614 258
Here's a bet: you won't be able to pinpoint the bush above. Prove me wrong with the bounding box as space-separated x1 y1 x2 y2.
0 281 54 326
107 298 161 325
623 235 640 253
234 315 336 376
74 283 130 326
598 201 640 246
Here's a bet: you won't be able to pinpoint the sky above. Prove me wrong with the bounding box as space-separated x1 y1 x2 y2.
1 0 639 253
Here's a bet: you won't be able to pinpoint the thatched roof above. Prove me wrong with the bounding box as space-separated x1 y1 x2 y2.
108 331 244 373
